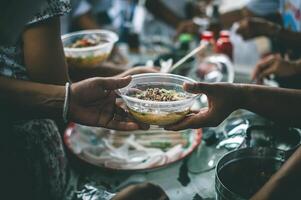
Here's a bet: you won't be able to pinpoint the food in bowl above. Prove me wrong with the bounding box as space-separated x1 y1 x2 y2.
118 73 199 126
129 108 190 126
134 88 186 101
67 34 107 48
62 30 118 67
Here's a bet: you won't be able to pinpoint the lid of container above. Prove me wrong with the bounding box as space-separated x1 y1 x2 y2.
179 33 193 43
219 30 230 38
201 31 214 40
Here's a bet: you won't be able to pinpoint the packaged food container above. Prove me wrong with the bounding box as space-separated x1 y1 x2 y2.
118 73 200 126
62 29 118 67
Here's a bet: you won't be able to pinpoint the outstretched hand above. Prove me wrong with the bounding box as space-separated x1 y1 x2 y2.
68 76 148 131
165 82 241 130
252 54 300 83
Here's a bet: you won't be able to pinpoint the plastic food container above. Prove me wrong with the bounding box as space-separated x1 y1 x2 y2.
62 29 118 67
118 73 199 126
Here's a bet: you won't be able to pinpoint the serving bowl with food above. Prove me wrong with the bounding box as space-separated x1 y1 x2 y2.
118 73 199 126
62 29 118 67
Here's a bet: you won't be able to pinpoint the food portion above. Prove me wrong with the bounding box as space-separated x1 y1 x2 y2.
63 32 116 67
134 88 186 102
66 53 109 67
127 87 190 125
68 34 108 48
119 74 198 126
129 108 189 126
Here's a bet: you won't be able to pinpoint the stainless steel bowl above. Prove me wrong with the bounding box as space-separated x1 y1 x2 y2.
215 148 286 200
241 126 301 158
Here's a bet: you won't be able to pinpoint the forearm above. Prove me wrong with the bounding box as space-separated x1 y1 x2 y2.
145 0 183 28
239 84 301 127
221 8 251 29
0 76 64 120
69 63 125 82
251 146 301 200
23 17 69 85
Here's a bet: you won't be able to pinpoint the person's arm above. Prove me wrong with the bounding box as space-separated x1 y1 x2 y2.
250 145 301 200
22 17 69 85
145 0 183 28
221 8 254 29
0 76 65 121
252 54 301 82
236 17 301 51
0 76 146 130
165 82 301 130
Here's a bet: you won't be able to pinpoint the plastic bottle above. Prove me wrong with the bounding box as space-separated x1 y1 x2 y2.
216 30 233 60
197 31 216 60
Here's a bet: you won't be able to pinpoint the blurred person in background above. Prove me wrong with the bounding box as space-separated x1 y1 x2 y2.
235 0 301 88
0 0 168 200
177 0 301 89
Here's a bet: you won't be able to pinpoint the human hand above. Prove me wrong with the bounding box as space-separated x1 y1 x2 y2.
165 82 241 130
112 183 169 200
69 76 148 131
252 54 299 83
117 66 159 78
236 17 279 40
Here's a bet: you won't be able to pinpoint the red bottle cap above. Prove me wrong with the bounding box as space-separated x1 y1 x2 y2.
201 31 214 40
219 30 230 38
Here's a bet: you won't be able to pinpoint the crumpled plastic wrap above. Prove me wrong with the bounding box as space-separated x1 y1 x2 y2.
73 185 115 200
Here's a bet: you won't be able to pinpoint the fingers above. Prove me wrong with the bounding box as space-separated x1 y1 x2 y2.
165 108 211 131
101 105 149 131
95 76 132 90
252 55 276 80
258 67 276 80
183 82 212 94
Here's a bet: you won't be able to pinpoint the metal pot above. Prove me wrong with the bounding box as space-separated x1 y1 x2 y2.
215 148 286 200
241 126 301 159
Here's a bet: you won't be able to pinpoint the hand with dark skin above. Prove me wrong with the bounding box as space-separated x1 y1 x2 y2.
113 183 169 200
70 76 148 130
252 54 301 83
0 76 147 131
165 82 301 130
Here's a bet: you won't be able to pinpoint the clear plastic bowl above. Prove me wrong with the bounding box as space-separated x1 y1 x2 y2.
62 29 118 67
118 73 200 126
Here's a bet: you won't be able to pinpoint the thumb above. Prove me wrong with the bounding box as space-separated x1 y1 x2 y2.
97 76 132 90
183 82 212 94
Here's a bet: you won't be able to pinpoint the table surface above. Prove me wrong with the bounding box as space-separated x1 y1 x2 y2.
77 109 265 200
